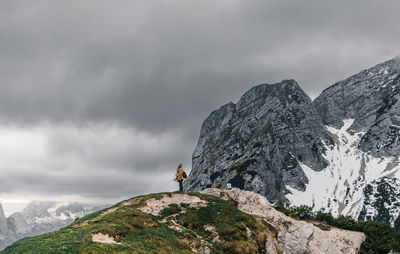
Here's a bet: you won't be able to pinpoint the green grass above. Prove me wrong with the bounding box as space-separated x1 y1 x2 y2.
158 203 182 218
1 191 272 254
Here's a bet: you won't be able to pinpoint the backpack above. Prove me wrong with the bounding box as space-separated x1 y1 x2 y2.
183 170 187 178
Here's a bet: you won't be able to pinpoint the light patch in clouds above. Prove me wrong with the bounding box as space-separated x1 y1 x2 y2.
0 127 47 163
0 124 188 215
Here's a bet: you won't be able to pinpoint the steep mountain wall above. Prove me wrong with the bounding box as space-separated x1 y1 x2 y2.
314 57 400 157
185 80 332 203
311 57 400 226
186 57 400 229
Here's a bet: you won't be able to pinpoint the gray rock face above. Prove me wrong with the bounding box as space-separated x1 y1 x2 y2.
0 205 8 236
186 56 400 229
313 57 400 227
0 204 12 250
185 80 332 203
314 57 400 157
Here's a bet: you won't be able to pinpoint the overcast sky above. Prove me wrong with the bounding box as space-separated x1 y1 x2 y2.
0 0 399 215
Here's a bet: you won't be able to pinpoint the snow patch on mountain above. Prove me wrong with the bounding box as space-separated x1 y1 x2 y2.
287 119 400 225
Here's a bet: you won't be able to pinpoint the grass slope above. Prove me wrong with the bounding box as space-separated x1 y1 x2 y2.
1 191 273 254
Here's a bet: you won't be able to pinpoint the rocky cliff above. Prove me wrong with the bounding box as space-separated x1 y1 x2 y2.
314 56 400 157
185 57 400 230
185 80 332 204
1 189 365 254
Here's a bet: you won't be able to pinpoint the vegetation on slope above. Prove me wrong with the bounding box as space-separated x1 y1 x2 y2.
3 190 399 254
275 205 400 254
1 192 275 254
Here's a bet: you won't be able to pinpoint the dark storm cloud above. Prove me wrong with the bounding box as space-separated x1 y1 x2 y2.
0 0 398 131
0 0 399 207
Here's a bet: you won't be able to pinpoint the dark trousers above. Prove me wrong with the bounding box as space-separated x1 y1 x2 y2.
178 180 183 191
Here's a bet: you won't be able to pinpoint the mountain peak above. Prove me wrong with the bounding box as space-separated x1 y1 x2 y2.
186 78 331 203
374 56 400 71
314 56 400 156
236 79 309 110
188 56 400 234
0 203 8 236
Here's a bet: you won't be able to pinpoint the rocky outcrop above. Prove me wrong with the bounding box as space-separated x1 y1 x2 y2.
202 188 365 254
186 56 400 230
185 80 332 203
314 56 400 158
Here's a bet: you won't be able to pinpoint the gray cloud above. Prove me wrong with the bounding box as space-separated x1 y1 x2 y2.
0 0 399 211
0 124 183 201
0 0 399 129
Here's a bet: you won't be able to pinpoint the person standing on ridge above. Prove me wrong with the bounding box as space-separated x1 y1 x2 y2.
175 164 187 191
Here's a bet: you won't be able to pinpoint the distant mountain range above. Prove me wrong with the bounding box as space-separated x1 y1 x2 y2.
0 201 106 250
185 56 400 229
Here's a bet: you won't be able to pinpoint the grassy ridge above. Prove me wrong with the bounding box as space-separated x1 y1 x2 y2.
5 191 395 254
1 192 273 254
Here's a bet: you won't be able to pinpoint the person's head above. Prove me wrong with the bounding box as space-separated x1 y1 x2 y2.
178 163 182 169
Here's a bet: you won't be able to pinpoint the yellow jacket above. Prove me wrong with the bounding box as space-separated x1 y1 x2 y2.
176 169 184 180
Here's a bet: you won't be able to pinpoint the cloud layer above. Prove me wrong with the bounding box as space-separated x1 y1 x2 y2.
0 0 399 213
